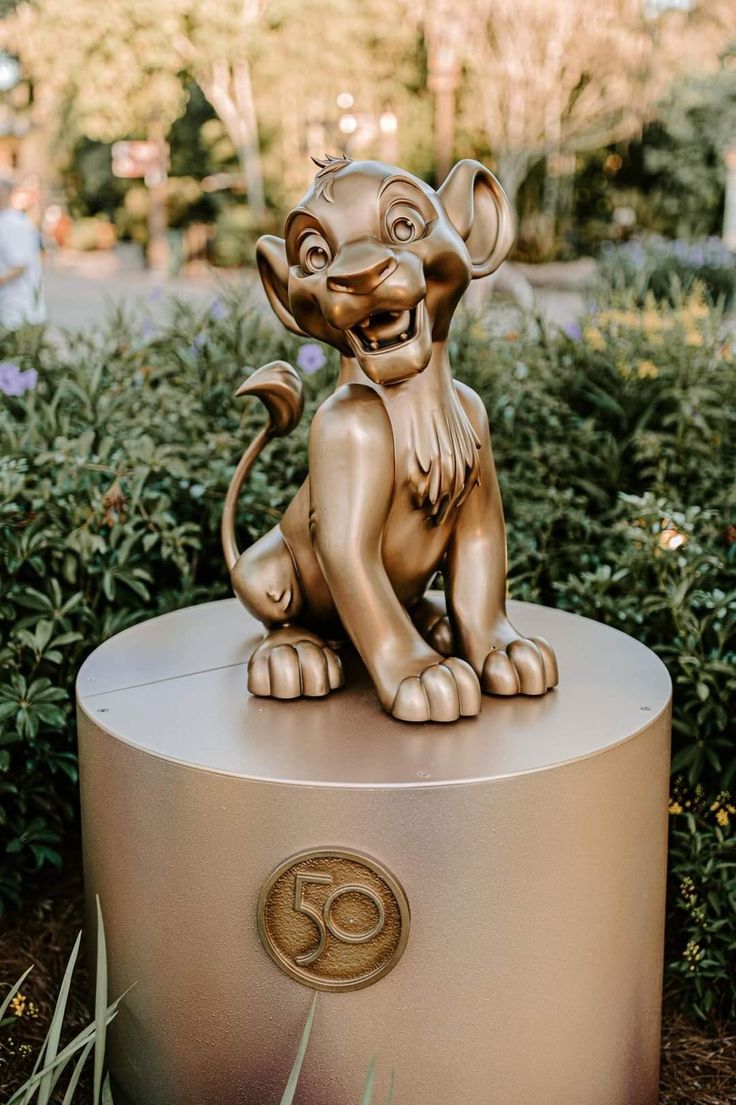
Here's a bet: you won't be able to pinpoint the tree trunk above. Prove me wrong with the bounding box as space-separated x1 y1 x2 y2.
233 59 265 221
198 57 265 222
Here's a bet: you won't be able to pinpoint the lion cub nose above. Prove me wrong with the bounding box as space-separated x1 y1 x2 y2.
327 246 397 295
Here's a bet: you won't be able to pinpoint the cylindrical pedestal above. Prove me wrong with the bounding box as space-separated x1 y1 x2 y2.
77 599 671 1105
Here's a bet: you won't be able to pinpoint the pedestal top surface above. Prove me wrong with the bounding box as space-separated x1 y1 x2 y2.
77 598 670 787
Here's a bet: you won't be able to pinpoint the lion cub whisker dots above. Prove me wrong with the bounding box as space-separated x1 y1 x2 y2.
221 156 558 723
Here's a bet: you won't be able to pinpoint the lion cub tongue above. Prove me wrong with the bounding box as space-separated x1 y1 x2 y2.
361 308 412 344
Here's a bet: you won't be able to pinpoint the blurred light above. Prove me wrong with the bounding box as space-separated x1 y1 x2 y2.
613 206 636 229
336 92 354 110
338 114 358 135
379 111 398 135
658 527 687 552
0 52 21 93
645 0 692 12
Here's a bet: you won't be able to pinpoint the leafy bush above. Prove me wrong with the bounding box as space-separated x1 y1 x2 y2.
667 788 736 1021
601 235 736 306
1 288 734 1019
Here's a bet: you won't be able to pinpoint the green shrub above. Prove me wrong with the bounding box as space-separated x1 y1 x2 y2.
666 789 736 1021
600 236 736 306
1 288 734 1019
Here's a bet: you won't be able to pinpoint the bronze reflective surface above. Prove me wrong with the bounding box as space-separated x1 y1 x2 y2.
257 848 410 992
221 157 558 722
76 597 671 786
77 600 671 1105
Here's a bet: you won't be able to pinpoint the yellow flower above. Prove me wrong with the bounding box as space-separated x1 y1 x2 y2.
685 330 703 347
583 326 606 350
668 800 683 815
10 993 26 1017
716 808 729 827
637 360 659 379
642 309 663 332
687 301 709 320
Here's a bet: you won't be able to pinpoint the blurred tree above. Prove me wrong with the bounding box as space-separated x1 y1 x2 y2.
417 0 736 208
4 0 428 218
5 0 269 217
641 56 736 238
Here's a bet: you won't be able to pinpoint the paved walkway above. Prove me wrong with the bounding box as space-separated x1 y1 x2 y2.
42 251 249 331
40 250 587 334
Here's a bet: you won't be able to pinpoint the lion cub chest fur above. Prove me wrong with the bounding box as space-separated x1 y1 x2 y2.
380 373 481 526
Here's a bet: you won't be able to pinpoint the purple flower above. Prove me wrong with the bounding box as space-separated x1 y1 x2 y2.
141 320 156 341
297 343 326 374
0 361 37 396
210 298 227 321
148 286 163 302
562 322 582 341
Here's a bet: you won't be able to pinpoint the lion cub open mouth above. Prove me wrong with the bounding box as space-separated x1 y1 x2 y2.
348 304 421 355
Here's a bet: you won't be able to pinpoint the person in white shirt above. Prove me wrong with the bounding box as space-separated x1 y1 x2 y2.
0 176 46 330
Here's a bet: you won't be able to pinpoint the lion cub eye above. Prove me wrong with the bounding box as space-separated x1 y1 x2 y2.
298 233 331 274
386 204 426 244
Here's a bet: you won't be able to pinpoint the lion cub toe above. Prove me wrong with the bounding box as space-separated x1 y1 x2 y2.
392 657 481 723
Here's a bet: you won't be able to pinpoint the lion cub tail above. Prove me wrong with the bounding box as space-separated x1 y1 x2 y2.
221 360 304 572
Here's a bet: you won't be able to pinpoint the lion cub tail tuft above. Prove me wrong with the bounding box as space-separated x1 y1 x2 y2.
221 361 304 572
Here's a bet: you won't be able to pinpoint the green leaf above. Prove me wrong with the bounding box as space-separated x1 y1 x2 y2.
279 995 317 1105
36 930 82 1105
359 1058 376 1105
93 897 109 1104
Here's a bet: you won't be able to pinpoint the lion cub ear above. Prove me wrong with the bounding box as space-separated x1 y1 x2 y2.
256 235 307 336
438 160 515 278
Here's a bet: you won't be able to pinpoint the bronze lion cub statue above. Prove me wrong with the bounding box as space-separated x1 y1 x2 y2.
221 156 558 723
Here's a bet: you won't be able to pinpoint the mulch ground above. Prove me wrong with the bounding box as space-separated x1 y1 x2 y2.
1 849 734 1104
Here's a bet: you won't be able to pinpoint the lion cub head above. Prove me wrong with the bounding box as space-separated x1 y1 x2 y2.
256 157 514 387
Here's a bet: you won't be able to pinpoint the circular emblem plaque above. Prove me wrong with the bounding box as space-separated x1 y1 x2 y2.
257 848 410 992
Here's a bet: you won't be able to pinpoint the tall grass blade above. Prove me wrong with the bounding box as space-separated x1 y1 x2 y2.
61 1039 95 1105
384 1073 395 1105
278 994 317 1105
359 1057 376 1105
8 1000 122 1105
35 930 82 1105
100 1074 115 1104
92 897 108 1104
0 966 34 1022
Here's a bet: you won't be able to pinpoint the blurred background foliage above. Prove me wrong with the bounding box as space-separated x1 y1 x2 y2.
1 1 736 266
1 270 734 1018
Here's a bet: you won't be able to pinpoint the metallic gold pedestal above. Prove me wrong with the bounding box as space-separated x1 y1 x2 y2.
76 598 671 1105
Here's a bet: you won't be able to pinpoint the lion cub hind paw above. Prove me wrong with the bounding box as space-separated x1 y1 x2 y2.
248 634 344 699
392 658 481 723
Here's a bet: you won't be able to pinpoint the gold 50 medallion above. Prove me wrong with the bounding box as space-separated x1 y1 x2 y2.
257 848 410 992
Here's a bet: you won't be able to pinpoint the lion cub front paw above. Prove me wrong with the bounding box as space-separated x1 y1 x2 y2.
248 627 344 699
481 636 558 697
392 658 481 723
